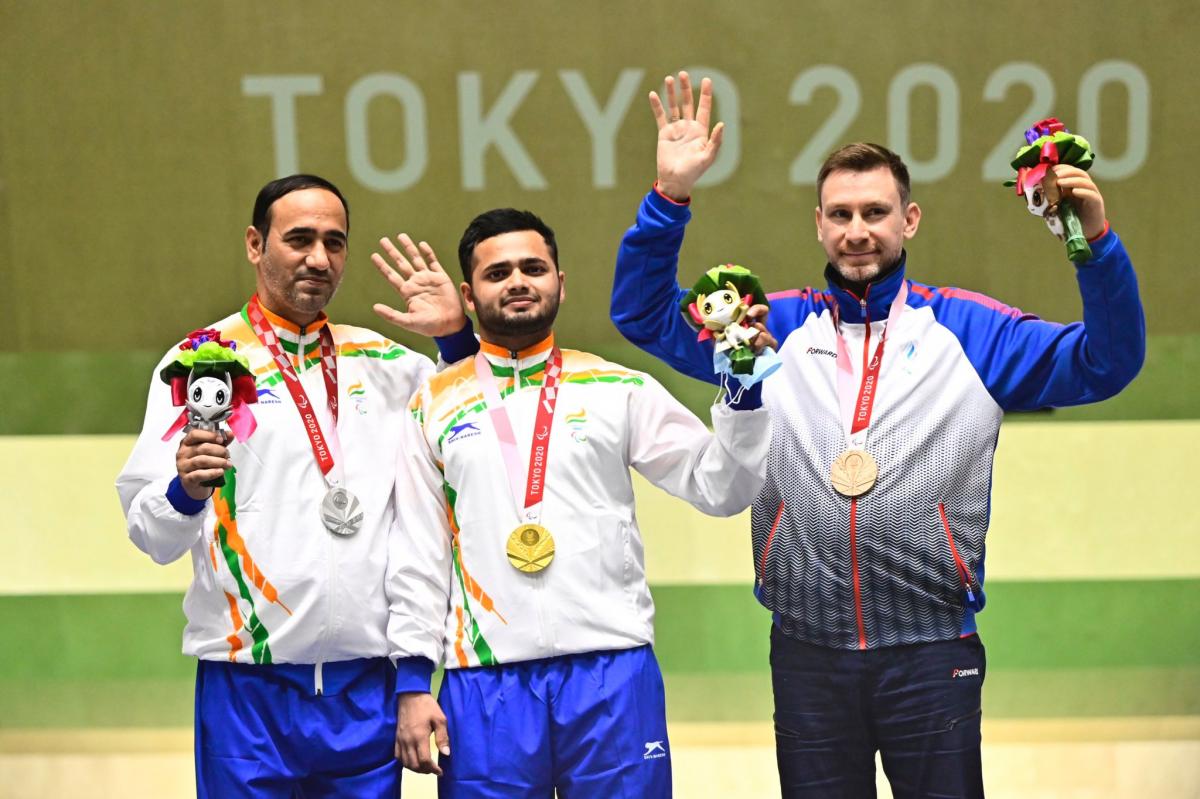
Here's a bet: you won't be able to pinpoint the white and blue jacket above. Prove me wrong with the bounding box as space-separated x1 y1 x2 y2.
612 188 1145 650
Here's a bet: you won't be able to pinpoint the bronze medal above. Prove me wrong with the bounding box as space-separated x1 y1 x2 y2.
506 524 555 573
830 449 878 497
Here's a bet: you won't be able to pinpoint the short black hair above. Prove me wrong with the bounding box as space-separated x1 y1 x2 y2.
457 208 558 282
251 174 350 243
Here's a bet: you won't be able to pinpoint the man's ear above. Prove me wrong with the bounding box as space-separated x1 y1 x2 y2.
557 270 566 303
903 202 922 240
245 226 264 265
814 206 823 242
460 281 476 313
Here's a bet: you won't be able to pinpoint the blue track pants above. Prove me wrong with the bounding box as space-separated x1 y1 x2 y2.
194 657 401 798
437 645 671 798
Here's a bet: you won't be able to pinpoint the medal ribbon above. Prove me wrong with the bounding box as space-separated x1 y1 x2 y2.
832 281 908 449
473 347 563 525
246 295 344 486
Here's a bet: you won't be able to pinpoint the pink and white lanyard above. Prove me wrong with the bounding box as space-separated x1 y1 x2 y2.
472 347 563 528
832 281 909 451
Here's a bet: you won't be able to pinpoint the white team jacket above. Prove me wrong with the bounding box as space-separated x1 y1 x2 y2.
387 335 769 674
116 303 433 666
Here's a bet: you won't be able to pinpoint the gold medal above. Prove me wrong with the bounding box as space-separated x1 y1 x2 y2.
506 524 555 573
830 449 878 497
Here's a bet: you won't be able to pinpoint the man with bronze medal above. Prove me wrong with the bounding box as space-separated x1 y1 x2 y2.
385 208 772 797
117 174 476 797
612 73 1146 798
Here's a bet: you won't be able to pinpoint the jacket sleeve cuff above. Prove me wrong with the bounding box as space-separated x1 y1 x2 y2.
1078 226 1118 266
722 379 763 410
166 476 208 516
394 656 437 695
649 184 694 218
657 179 696 205
1086 220 1111 242
433 319 479 364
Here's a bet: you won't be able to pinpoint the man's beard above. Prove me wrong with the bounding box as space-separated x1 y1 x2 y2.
288 276 338 314
831 250 903 293
475 294 560 341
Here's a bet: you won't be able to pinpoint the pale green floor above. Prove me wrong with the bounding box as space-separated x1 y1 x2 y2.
2 720 1198 799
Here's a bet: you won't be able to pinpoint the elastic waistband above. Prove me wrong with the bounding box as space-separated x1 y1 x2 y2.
445 644 653 674
771 623 980 656
198 656 392 696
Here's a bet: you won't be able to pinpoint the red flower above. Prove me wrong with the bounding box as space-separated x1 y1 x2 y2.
179 328 237 351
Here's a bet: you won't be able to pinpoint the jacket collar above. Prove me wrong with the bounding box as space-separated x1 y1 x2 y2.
248 296 328 345
479 333 555 369
823 252 909 324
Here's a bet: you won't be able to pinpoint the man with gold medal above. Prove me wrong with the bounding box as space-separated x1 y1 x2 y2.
384 208 771 797
611 73 1146 797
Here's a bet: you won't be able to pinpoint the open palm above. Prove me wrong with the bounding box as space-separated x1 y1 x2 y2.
651 72 724 201
371 234 467 337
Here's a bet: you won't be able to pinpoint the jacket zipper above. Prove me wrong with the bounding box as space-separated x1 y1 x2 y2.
849 498 867 649
847 292 870 650
757 500 785 585
302 321 333 696
938 503 978 605
514 348 551 653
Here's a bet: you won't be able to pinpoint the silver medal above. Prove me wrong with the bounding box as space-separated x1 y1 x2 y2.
321 487 363 536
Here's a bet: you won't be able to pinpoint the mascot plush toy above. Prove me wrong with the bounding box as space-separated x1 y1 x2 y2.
159 329 259 487
1005 117 1096 262
186 373 237 429
680 264 780 385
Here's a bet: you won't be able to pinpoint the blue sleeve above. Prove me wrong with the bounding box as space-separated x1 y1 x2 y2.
611 189 720 385
394 656 436 695
930 230 1145 411
166 476 207 516
433 319 479 364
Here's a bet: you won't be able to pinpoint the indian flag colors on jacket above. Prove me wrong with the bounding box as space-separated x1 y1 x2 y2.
387 334 770 679
117 302 434 665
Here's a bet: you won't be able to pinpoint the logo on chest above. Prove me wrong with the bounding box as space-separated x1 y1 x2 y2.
347 381 368 415
564 409 588 443
898 341 919 376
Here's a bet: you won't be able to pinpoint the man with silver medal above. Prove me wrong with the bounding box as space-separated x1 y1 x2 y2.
612 73 1146 798
117 174 477 797
383 209 772 797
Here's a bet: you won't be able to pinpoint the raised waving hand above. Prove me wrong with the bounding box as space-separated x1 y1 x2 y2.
650 71 724 202
371 234 467 338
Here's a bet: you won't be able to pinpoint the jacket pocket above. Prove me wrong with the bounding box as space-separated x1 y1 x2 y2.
938 503 983 611
755 499 786 595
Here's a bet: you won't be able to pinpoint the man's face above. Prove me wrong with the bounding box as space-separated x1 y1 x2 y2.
815 167 921 291
461 230 565 346
245 188 348 325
